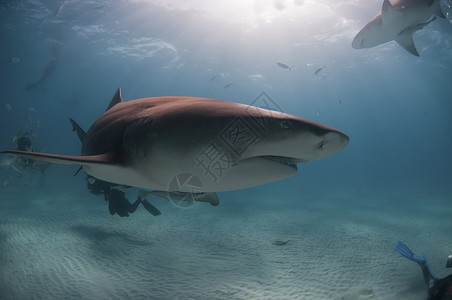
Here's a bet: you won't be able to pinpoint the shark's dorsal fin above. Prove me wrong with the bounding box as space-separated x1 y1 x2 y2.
396 32 420 56
106 87 124 111
381 0 403 23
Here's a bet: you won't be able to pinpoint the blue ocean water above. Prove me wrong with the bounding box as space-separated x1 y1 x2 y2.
1 1 452 299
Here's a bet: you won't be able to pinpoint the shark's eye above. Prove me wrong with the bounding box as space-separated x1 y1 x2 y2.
280 120 291 129
319 141 324 150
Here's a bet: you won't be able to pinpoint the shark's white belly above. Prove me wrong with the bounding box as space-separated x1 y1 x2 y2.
83 154 298 193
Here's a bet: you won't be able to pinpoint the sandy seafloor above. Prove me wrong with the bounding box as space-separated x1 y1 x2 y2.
0 173 451 300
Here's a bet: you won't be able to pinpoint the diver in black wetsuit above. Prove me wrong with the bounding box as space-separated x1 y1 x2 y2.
86 175 139 217
396 241 452 300
16 133 33 167
86 175 161 217
105 187 141 217
16 135 32 151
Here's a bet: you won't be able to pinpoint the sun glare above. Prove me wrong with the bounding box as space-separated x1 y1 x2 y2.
147 0 334 30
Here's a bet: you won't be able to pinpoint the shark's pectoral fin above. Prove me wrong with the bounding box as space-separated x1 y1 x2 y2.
0 150 118 166
197 192 220 206
381 0 403 23
395 17 437 56
149 190 220 206
395 32 420 56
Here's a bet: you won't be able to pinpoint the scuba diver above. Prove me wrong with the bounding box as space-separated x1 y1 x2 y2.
70 118 161 217
85 175 161 217
16 133 32 151
396 241 452 300
14 132 34 170
3 131 50 182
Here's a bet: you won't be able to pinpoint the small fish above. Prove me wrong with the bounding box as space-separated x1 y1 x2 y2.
36 120 42 128
210 74 219 81
28 107 36 112
276 62 291 70
8 57 20 63
314 65 325 75
224 83 233 89
338 99 342 105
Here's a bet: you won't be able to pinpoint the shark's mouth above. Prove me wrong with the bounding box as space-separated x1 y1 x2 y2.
258 155 300 170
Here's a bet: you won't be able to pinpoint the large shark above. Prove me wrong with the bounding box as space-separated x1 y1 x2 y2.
1 88 348 195
352 0 445 56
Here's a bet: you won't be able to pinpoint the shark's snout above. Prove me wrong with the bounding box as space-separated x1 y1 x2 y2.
242 116 349 165
291 127 349 163
318 130 349 160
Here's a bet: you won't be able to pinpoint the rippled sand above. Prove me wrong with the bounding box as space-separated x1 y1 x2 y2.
0 179 450 300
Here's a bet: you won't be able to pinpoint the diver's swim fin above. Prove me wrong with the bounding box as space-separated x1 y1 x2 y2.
141 198 161 216
395 241 438 287
396 241 425 263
